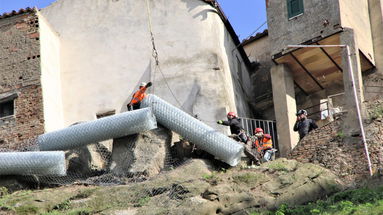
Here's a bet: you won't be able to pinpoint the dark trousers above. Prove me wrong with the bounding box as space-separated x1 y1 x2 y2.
127 103 141 111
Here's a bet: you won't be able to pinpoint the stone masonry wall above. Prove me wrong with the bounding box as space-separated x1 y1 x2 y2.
288 108 383 184
0 11 44 150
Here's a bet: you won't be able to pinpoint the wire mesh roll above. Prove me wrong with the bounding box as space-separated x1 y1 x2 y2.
141 94 243 166
0 151 66 176
38 108 157 151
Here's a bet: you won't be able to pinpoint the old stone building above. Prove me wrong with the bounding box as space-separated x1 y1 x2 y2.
0 8 44 149
0 0 254 150
243 0 383 156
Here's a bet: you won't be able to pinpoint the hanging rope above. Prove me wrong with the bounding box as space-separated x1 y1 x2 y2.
144 0 186 111
143 0 225 126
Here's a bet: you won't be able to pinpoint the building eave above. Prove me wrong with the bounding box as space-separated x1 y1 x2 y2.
0 7 35 20
241 29 268 46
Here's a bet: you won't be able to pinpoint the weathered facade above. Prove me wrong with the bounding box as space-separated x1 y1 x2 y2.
0 0 254 149
244 0 383 156
242 30 274 119
38 0 253 132
0 9 45 149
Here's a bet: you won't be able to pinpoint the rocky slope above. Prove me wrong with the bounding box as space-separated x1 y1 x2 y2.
0 158 344 215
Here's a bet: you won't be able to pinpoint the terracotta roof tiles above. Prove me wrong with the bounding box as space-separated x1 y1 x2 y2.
241 29 269 46
0 7 35 20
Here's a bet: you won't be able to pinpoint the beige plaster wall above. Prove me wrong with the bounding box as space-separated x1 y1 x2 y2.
339 0 375 64
38 11 64 132
368 0 383 74
40 0 252 131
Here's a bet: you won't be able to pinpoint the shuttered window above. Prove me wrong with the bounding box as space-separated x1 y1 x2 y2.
287 0 304 19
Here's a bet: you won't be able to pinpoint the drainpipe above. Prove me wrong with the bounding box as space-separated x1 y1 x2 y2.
286 44 373 176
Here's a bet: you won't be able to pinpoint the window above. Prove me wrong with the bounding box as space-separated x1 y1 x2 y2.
96 110 115 119
287 0 304 19
0 100 14 118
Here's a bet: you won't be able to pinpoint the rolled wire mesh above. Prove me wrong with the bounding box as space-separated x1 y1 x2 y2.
37 107 157 151
141 94 244 166
0 151 66 176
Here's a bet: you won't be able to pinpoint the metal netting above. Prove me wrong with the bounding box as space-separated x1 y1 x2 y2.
0 95 246 212
37 108 157 151
141 94 244 166
0 151 66 176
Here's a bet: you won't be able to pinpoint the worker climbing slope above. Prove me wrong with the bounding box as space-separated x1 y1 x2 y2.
217 112 260 165
127 82 152 111
217 112 247 143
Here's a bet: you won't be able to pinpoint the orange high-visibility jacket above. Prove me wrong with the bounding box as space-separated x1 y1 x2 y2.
130 86 148 104
254 136 273 152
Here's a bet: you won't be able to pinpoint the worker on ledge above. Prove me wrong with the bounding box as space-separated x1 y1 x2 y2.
293 109 318 140
127 82 152 111
217 112 247 143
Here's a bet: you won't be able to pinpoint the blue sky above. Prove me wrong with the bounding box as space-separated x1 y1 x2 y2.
0 0 267 41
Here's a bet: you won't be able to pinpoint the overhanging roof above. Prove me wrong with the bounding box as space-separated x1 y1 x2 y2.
272 32 374 94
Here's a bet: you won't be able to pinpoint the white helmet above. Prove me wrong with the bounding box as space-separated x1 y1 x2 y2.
140 82 147 87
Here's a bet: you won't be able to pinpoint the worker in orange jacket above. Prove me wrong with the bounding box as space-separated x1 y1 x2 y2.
127 82 152 111
253 128 275 162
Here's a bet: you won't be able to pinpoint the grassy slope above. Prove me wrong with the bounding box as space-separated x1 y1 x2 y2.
2 184 383 215
259 186 383 215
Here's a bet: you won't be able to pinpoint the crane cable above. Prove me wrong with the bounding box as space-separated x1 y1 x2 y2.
144 0 226 125
144 0 193 115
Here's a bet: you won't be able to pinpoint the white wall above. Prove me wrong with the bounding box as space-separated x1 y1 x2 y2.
339 0 375 64
38 11 64 132
40 0 251 132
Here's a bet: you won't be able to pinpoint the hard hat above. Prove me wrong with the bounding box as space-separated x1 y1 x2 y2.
255 128 263 133
296 109 307 116
140 82 147 87
227 112 236 117
264 134 271 139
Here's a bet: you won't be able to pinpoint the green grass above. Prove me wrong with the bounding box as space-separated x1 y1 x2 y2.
14 204 39 215
202 173 216 180
270 186 383 215
267 162 289 172
134 196 150 207
369 105 383 120
70 189 96 200
233 172 267 185
52 200 71 211
336 131 345 139
41 208 92 215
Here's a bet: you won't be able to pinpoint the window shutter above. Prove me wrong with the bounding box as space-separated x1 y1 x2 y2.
287 0 304 19
287 0 293 18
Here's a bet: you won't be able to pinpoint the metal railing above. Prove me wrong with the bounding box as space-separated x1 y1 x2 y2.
304 93 346 121
239 117 279 151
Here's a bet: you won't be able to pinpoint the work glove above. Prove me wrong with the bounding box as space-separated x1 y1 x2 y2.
146 82 152 87
217 120 223 124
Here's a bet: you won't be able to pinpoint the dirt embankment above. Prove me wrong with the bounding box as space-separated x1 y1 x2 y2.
0 158 344 215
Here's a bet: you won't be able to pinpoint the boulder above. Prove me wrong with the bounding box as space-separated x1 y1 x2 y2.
170 139 194 162
110 126 172 178
65 141 112 177
0 176 29 193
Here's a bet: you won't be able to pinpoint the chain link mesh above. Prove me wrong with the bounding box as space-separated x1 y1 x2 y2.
0 151 66 176
0 97 245 213
141 94 244 166
37 108 157 151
